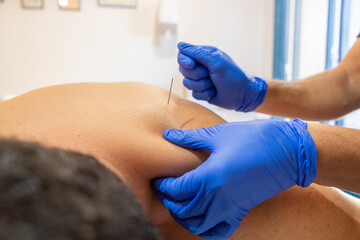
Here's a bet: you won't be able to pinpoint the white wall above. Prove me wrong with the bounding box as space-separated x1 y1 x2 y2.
0 0 274 99
298 0 329 79
298 0 360 80
178 0 274 79
348 0 360 45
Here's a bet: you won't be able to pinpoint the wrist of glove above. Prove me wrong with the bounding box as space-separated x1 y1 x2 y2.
232 75 268 112
292 119 318 187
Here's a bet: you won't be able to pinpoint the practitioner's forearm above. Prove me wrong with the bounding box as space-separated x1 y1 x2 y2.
256 39 360 121
256 67 355 121
308 123 360 193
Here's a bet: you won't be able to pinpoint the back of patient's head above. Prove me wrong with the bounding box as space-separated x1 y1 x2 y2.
0 138 160 240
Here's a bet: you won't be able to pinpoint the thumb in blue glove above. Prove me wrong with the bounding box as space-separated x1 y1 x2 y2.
177 42 268 112
153 119 317 240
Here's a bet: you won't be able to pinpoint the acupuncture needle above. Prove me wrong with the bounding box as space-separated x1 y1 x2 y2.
163 77 174 126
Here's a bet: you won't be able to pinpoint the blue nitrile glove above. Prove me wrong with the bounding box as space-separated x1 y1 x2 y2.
153 119 317 240
177 42 268 112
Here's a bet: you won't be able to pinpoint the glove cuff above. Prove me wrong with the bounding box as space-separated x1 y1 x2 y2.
236 76 268 113
292 119 318 187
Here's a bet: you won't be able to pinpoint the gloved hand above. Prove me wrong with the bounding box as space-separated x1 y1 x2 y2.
177 42 268 112
153 119 317 240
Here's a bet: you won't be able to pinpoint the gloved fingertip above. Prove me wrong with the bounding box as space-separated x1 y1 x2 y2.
163 199 175 210
151 178 165 190
188 226 198 233
178 53 196 69
178 41 189 49
188 60 196 69
183 59 196 69
163 129 185 143
154 189 167 203
163 128 172 138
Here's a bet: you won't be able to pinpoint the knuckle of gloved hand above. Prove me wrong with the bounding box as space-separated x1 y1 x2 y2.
182 78 189 87
179 66 194 77
209 51 224 69
192 91 205 100
195 66 207 77
191 91 198 99
184 79 196 91
179 55 192 68
179 66 188 77
197 80 207 90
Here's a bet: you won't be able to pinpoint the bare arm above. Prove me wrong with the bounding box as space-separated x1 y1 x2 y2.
308 123 360 193
256 38 360 121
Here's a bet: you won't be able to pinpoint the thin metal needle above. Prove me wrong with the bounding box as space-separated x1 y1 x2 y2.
163 77 174 126
167 77 174 104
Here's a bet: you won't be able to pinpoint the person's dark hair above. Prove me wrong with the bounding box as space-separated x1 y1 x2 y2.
0 138 161 240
